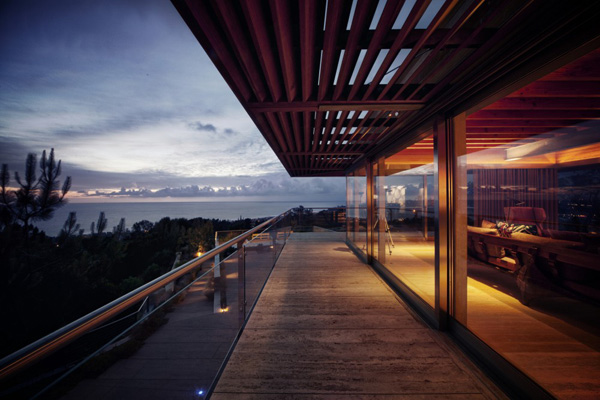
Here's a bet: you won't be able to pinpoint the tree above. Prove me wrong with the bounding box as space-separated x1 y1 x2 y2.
132 220 154 234
91 211 108 236
1 149 71 233
59 212 80 239
113 217 126 240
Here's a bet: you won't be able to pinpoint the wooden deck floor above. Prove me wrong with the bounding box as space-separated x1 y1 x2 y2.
211 232 504 399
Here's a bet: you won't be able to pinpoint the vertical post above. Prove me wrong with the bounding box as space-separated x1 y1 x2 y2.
435 113 468 329
237 240 246 327
434 117 449 329
452 113 468 324
423 175 428 239
366 160 374 263
377 157 386 263
353 172 360 243
213 232 221 314
346 176 351 241
214 231 220 266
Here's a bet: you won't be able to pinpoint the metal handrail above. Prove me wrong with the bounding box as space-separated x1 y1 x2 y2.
0 214 283 380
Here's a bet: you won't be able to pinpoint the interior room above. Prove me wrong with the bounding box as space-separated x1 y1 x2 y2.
460 49 600 399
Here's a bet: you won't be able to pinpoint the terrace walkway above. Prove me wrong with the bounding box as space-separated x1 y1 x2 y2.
211 231 504 399
63 231 504 399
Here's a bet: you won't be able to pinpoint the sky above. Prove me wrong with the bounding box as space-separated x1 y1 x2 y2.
0 0 346 202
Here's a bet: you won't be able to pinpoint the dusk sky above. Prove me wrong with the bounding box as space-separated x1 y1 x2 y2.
0 0 345 202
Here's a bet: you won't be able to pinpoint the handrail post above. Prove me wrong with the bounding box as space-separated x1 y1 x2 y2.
237 239 246 327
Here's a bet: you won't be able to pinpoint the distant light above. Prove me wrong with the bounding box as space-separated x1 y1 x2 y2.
221 307 229 313
197 389 204 396
196 251 203 257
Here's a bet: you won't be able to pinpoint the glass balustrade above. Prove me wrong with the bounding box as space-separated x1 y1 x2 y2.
0 206 345 399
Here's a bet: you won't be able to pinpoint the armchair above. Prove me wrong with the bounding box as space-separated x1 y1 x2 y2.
504 207 547 236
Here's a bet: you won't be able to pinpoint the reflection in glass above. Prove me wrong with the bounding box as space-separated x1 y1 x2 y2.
459 50 600 398
374 135 435 306
346 167 367 253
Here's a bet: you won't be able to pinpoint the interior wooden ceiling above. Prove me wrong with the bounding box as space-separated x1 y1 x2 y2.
467 49 600 152
173 0 600 176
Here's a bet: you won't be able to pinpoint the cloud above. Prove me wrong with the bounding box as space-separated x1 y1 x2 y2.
74 172 345 201
0 0 347 205
189 122 217 132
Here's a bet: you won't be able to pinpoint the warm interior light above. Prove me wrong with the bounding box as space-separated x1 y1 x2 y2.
196 251 203 257
505 157 522 161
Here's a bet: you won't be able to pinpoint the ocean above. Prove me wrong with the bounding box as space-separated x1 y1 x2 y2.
32 200 344 237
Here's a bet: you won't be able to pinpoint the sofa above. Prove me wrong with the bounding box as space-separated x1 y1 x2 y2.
467 207 600 305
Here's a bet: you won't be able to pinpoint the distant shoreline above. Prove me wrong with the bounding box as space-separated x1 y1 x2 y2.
33 200 345 237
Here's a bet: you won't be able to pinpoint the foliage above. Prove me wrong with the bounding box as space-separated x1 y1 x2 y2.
90 211 108 236
0 149 71 231
0 212 259 358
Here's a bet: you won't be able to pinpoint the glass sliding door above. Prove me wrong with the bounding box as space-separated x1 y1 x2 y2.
455 50 600 398
373 134 436 307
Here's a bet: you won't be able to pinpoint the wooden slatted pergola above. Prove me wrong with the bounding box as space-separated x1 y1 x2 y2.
173 0 600 176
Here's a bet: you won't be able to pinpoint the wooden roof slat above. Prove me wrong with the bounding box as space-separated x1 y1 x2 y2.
405 2 505 101
332 0 379 101
174 0 600 177
318 111 349 168
291 112 303 154
253 113 283 153
340 27 496 49
318 0 351 101
246 100 424 112
311 110 325 153
365 115 396 147
303 111 312 152
264 111 290 153
317 110 337 158
242 0 284 102
326 110 350 152
346 111 387 152
277 112 297 154
270 0 298 102
299 0 322 102
212 1 268 102
347 0 408 100
259 112 297 173
385 0 482 101
421 1 539 103
332 109 363 153
183 1 254 102
342 111 375 149
366 0 439 100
